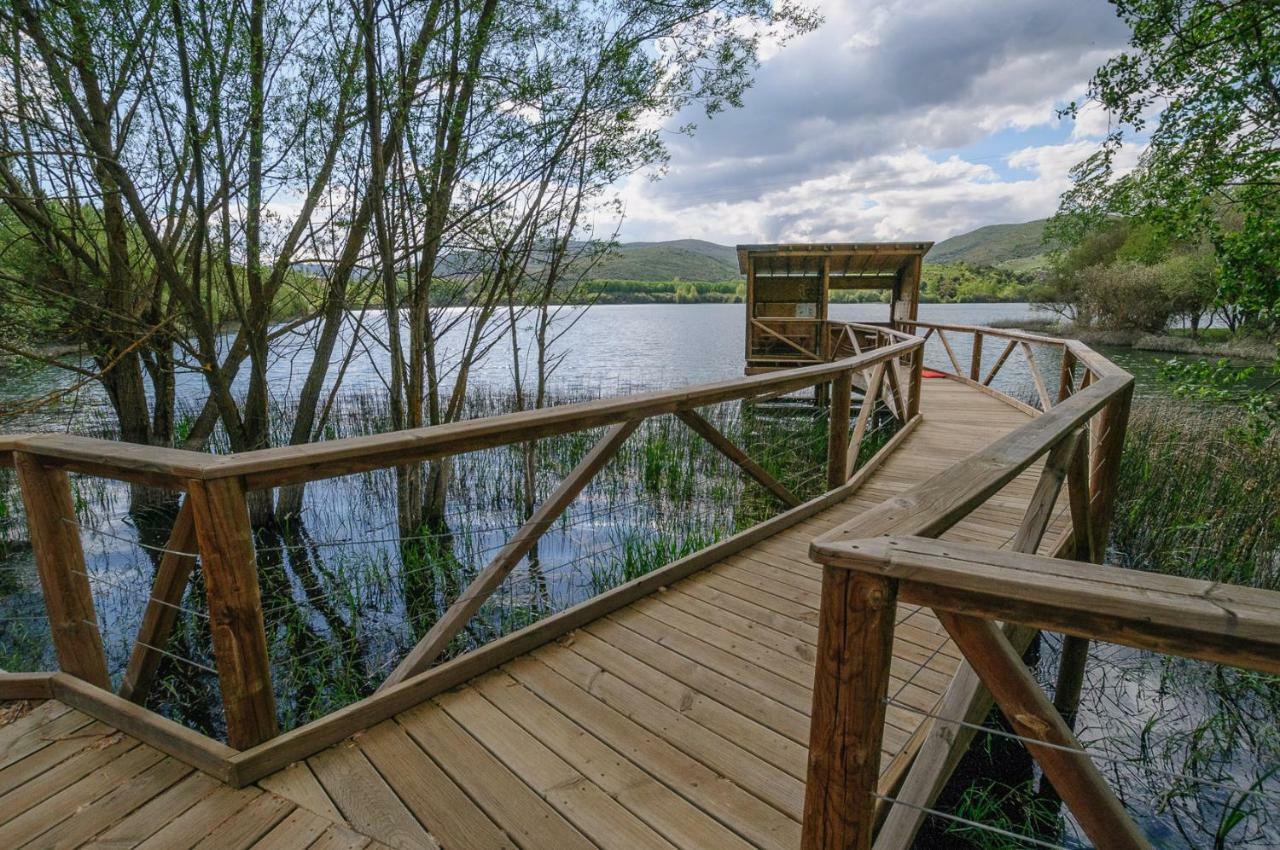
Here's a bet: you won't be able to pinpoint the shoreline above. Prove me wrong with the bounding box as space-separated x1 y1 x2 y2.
992 319 1277 361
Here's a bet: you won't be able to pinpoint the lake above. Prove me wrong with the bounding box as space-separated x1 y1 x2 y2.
0 302 1210 435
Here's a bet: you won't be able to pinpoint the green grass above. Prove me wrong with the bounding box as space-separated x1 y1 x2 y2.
1110 399 1279 589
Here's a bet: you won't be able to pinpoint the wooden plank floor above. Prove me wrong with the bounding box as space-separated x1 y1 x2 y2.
0 378 1069 849
0 698 392 849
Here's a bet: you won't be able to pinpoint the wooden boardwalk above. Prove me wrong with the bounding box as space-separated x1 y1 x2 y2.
0 377 1070 849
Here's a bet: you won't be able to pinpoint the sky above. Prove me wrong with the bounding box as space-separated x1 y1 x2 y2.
612 0 1139 245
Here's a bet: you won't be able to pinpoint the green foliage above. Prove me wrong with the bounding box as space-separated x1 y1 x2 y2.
1055 0 1280 325
1077 261 1175 332
1037 217 1221 331
946 780 1062 849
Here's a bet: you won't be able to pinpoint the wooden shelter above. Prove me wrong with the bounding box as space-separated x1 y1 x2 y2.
737 242 930 373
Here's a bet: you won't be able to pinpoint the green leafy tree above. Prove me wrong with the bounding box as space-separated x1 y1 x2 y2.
1055 0 1280 325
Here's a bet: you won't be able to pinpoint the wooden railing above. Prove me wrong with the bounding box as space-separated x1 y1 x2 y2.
0 328 923 750
903 320 1079 415
806 535 1279 850
800 326 1147 849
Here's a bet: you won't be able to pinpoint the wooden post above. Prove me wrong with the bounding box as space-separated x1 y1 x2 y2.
802 567 898 850
969 331 983 382
937 612 1152 850
119 499 199 703
1057 347 1077 403
187 477 278 749
827 369 853 490
1052 635 1090 731
13 452 111 688
1088 381 1133 558
906 347 922 420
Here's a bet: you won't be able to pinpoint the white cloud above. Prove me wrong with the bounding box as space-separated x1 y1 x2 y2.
613 0 1134 243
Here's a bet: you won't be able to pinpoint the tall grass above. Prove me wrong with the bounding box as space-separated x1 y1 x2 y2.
1110 400 1279 589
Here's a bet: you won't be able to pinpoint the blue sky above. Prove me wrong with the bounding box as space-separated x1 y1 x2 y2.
613 0 1140 244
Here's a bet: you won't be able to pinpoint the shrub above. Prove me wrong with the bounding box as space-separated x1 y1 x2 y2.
1078 261 1173 331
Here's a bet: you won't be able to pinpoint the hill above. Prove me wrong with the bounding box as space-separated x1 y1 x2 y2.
585 224 1058 282
582 240 739 281
925 219 1056 270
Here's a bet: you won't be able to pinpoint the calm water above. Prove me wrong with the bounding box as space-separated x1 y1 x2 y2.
0 302 1274 849
0 302 1213 433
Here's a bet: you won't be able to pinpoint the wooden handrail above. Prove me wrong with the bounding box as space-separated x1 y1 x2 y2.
800 348 1135 850
807 534 1280 850
0 335 921 490
5 327 922 751
6 320 1128 768
811 372 1130 546
812 536 1280 675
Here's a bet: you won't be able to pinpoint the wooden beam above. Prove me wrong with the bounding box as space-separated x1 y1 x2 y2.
845 363 886 480
1087 383 1133 559
13 451 111 688
981 340 1017 387
1020 342 1053 411
1052 634 1091 730
814 536 1280 676
0 672 54 700
906 348 923 420
866 430 1076 850
802 568 898 850
1010 431 1078 554
227 416 921 786
814 374 1131 547
935 329 963 375
1057 348 1077 403
381 420 640 688
936 612 1152 850
187 477 278 749
969 331 983 382
218 337 921 490
751 318 821 361
49 672 238 782
119 499 199 703
827 370 853 490
676 409 799 507
1066 435 1095 563
882 357 907 421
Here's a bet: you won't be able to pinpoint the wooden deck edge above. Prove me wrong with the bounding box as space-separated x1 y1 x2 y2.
0 671 54 700
226 414 924 786
48 673 239 783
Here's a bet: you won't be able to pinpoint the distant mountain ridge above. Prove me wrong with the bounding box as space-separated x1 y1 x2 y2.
588 221 1053 281
925 219 1055 271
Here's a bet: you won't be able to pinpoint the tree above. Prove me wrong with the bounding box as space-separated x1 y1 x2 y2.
1055 0 1280 326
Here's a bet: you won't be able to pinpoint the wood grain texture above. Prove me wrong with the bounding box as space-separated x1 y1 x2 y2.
818 536 1280 675
119 498 199 703
801 569 897 850
13 452 110 688
187 477 278 749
